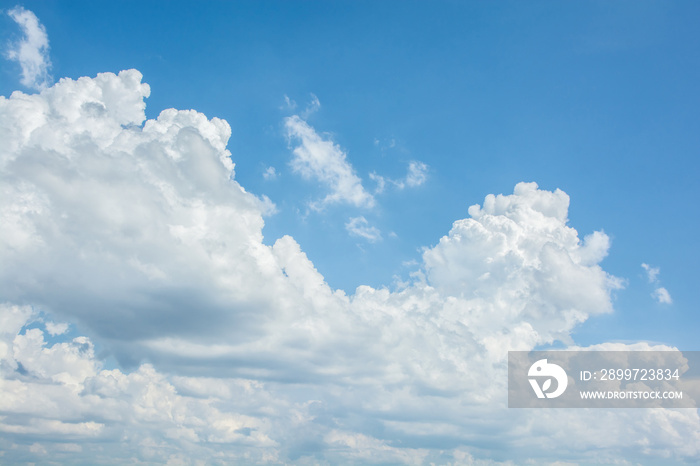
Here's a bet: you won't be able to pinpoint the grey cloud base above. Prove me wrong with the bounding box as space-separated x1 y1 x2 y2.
1 70 698 464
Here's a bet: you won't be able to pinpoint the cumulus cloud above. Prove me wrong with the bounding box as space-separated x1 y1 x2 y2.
422 182 625 352
3 304 699 465
345 216 382 242
284 115 375 210
1 69 279 350
1 71 698 464
0 304 277 463
5 6 52 90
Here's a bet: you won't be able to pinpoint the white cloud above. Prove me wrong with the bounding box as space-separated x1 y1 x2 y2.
371 160 429 192
405 160 428 187
0 305 277 462
1 69 277 349
642 263 660 283
369 171 386 193
423 182 623 349
653 287 673 304
5 6 52 91
45 321 69 336
282 94 297 110
642 263 672 304
263 166 278 180
345 216 382 242
301 93 321 118
284 114 375 209
1 70 698 464
576 230 611 266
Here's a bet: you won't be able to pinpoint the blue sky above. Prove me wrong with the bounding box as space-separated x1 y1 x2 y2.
1 1 699 464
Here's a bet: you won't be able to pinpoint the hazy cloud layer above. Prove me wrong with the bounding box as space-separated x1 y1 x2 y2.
5 6 52 90
1 71 698 464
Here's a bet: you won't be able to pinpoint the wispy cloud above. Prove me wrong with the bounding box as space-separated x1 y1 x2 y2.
653 287 673 304
284 114 374 210
263 166 278 180
404 160 428 187
282 94 297 110
345 216 382 242
369 171 386 193
5 6 52 90
301 93 321 118
370 160 429 193
641 263 660 283
641 263 672 304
